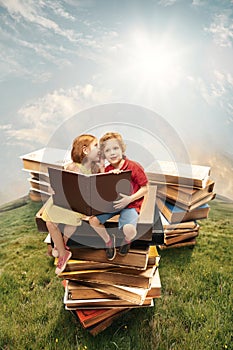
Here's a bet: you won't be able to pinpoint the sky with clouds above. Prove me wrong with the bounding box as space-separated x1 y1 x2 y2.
0 0 233 204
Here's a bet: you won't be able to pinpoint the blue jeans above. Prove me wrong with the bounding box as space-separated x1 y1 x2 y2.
96 208 138 229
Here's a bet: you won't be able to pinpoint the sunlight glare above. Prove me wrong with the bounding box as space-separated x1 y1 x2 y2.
126 30 184 90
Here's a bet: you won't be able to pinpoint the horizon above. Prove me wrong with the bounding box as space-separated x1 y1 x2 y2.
0 0 232 204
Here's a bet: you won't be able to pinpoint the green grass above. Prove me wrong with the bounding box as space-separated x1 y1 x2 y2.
0 197 232 350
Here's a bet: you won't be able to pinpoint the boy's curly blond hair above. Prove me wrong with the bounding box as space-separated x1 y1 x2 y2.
100 132 126 156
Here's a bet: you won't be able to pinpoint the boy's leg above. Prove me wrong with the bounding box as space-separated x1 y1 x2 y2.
122 224 137 242
118 208 138 256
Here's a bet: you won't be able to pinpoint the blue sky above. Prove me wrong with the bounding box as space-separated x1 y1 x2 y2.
0 0 233 204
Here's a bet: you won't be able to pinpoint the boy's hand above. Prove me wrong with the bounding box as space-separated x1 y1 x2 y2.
113 193 132 210
110 169 122 174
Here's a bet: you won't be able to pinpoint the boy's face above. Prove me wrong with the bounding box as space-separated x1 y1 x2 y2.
103 138 123 166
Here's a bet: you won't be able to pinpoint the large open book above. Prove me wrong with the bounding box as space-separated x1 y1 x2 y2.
48 167 132 215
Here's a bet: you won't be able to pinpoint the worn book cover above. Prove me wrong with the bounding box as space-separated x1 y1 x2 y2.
146 161 211 188
74 307 127 328
157 179 215 206
157 197 210 223
59 265 157 289
48 167 132 215
21 147 71 173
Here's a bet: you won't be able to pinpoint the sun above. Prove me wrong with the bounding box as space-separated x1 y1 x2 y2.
112 28 186 93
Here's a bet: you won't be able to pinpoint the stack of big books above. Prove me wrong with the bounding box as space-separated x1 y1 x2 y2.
34 167 164 335
20 148 71 202
146 161 215 249
58 245 161 336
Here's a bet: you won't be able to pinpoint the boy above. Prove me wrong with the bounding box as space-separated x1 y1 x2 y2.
89 132 148 260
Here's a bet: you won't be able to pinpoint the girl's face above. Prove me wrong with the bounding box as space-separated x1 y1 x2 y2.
86 139 100 162
103 138 123 166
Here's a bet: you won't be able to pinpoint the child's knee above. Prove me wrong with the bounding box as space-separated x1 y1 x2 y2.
46 221 57 230
89 216 100 227
123 224 136 234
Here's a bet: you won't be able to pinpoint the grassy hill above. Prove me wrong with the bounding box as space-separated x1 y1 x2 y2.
0 197 232 350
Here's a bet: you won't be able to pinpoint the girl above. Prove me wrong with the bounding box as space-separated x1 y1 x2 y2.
42 134 101 274
89 132 148 259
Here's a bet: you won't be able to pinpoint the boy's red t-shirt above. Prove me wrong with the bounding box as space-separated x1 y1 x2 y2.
105 157 148 213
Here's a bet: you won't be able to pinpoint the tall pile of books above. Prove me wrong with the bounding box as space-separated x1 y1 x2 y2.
33 164 164 335
20 148 71 202
35 198 162 335
146 161 215 249
57 244 161 335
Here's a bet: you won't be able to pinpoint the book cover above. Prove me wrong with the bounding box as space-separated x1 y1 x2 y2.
85 309 130 335
157 197 210 223
74 307 126 328
67 282 110 300
157 179 215 206
159 238 197 249
158 190 215 211
48 167 132 215
59 265 157 289
159 213 197 229
21 147 71 173
68 246 150 270
146 268 161 298
146 161 211 188
64 284 153 308
164 230 199 245
85 282 150 305
28 177 51 194
164 224 199 236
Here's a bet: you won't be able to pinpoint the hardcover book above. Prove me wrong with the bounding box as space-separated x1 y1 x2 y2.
159 238 197 249
157 186 215 211
21 147 71 173
65 247 150 270
73 307 127 328
146 161 211 188
146 268 161 298
64 282 154 308
84 282 151 305
157 197 210 223
82 309 130 335
157 179 215 207
59 265 157 289
48 167 132 215
28 177 51 194
67 282 109 300
164 229 199 245
159 213 197 229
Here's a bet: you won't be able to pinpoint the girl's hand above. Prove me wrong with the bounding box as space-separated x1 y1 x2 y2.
113 193 132 210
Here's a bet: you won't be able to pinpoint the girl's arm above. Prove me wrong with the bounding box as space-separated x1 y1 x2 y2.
113 184 148 210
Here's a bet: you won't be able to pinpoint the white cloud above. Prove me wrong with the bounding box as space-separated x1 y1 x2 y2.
188 70 233 118
191 0 205 6
205 13 233 48
0 1 122 80
5 84 113 146
0 0 79 42
0 124 12 130
157 0 178 7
